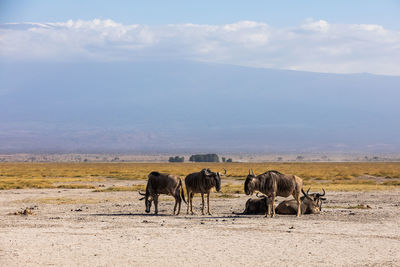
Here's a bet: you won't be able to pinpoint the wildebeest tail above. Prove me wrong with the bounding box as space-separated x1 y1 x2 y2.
179 178 187 204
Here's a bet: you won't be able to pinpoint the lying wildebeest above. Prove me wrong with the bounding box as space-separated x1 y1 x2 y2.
244 169 303 217
240 189 326 215
185 168 226 215
239 193 270 215
275 188 326 215
304 188 326 211
139 171 186 215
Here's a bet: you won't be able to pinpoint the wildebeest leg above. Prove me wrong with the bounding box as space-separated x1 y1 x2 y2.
173 196 178 215
186 190 191 214
266 196 271 217
271 193 276 217
176 195 181 215
296 192 301 217
201 193 205 215
190 192 195 215
154 195 159 215
207 192 211 215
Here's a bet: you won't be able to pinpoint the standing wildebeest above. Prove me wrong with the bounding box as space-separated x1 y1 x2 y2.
138 171 186 215
244 169 303 217
185 168 225 215
275 188 326 215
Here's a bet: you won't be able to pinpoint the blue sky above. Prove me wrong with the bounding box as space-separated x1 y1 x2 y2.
1 1 400 75
1 0 400 29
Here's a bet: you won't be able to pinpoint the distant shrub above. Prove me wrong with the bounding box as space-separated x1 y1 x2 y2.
169 156 184 162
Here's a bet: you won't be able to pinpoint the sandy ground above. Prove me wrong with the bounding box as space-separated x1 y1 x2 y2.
1 188 399 267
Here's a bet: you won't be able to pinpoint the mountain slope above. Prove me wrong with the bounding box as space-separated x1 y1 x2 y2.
1 61 399 152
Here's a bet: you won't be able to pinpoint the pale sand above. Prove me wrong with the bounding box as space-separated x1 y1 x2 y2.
1 189 399 266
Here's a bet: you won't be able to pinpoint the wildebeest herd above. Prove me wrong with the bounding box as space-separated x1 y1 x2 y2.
139 168 326 217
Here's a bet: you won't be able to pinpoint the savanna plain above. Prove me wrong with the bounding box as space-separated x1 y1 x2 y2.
1 162 400 266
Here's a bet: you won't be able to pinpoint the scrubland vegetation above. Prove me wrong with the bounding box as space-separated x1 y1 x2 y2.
0 162 399 191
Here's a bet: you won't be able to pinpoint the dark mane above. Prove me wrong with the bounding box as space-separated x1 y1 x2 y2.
264 170 283 175
149 171 160 176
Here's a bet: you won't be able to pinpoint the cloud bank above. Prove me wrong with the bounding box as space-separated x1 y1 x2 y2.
1 19 400 75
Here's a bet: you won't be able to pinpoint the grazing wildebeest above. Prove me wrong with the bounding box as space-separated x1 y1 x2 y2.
275 188 326 215
185 168 226 215
138 171 186 215
244 169 303 217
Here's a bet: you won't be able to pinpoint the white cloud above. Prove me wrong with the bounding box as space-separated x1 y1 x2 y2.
1 18 400 75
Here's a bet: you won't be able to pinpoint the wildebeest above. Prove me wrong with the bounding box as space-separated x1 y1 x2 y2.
239 193 269 215
185 168 226 215
305 188 326 211
244 169 303 217
275 188 326 215
239 189 326 215
138 171 186 215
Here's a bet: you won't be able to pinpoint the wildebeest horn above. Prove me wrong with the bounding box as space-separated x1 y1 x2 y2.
301 188 312 200
251 169 255 176
307 187 310 194
222 168 227 175
218 168 227 176
317 188 326 197
138 191 146 201
321 188 326 196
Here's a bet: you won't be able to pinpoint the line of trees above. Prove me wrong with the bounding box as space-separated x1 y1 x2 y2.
168 154 234 163
189 154 219 162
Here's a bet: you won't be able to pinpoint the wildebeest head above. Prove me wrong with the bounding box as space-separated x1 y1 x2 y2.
305 188 326 211
244 169 256 195
201 168 225 192
139 191 153 213
301 189 320 214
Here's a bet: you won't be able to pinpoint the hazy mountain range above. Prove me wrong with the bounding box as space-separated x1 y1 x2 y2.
1 61 399 153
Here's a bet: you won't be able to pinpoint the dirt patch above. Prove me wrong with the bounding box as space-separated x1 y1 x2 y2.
9 206 36 215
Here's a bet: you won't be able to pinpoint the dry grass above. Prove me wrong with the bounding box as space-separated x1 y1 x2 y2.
93 184 145 192
1 162 399 192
